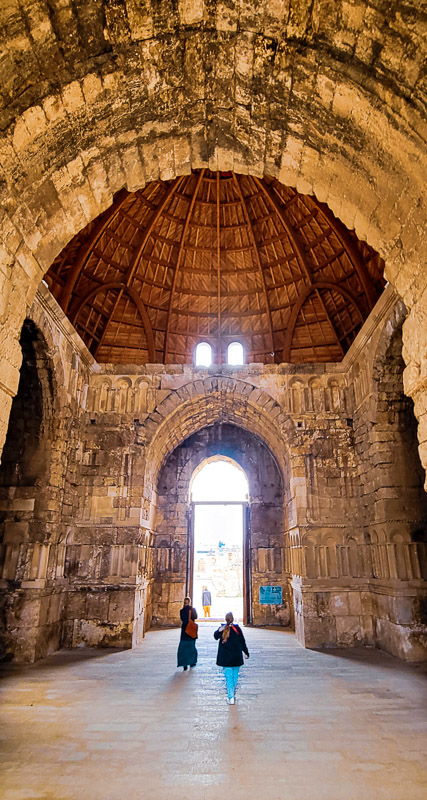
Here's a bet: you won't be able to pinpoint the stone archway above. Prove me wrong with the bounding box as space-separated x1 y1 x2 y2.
0 3 426 480
151 422 288 630
186 454 249 623
141 375 294 510
0 318 60 661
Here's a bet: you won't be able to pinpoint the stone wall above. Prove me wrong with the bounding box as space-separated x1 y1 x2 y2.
0 283 94 660
0 1 426 500
0 284 152 660
153 423 287 627
0 282 426 661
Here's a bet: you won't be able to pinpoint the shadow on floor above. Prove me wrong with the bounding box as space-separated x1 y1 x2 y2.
0 645 127 676
309 644 427 675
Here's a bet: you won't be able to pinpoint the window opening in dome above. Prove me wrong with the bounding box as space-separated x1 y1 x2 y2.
195 342 212 367
227 342 244 366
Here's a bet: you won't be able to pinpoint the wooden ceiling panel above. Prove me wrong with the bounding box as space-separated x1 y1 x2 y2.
46 169 386 365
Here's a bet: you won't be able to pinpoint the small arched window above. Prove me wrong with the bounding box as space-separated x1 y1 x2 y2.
227 341 244 365
195 342 212 367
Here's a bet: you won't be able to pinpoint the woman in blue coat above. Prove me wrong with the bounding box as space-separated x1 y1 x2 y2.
214 612 249 704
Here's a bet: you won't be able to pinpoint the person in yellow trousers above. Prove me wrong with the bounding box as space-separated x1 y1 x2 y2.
202 586 212 617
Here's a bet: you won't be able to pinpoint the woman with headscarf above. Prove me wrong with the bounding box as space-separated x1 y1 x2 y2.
214 612 249 704
177 596 198 671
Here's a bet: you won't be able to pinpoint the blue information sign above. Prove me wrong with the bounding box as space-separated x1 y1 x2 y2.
259 586 282 605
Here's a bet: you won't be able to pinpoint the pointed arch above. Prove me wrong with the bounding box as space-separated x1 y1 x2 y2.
283 282 364 362
71 282 156 361
143 376 293 494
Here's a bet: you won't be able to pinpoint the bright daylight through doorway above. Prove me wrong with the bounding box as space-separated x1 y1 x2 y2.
191 459 248 622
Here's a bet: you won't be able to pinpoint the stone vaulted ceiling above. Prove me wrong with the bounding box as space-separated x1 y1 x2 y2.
46 170 385 365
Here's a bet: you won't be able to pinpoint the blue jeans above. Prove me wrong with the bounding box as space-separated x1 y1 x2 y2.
223 666 240 699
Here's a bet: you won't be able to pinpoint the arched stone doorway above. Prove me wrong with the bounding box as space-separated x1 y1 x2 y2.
0 319 58 661
152 423 290 629
189 457 249 622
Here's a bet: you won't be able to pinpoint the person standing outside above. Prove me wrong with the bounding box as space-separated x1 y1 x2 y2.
214 612 249 704
177 597 198 671
202 586 212 617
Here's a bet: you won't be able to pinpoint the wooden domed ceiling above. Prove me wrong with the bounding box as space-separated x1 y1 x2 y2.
46 170 385 365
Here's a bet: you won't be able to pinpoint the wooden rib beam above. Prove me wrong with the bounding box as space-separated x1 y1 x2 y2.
216 170 221 361
122 176 184 288
254 177 346 359
163 169 205 363
60 189 129 312
304 194 378 310
89 177 184 361
233 173 275 359
71 281 156 361
283 281 364 362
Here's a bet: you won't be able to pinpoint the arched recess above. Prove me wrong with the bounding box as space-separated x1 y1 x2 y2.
371 298 408 390
141 376 293 497
368 316 427 545
152 422 287 629
283 282 364 362
0 318 65 661
0 320 55 495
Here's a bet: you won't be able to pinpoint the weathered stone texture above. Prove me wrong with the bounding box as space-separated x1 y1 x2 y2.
153 423 288 627
0 1 426 662
1 282 425 662
0 2 426 483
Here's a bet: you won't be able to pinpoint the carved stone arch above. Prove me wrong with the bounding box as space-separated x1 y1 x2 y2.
116 376 133 414
345 533 361 545
25 305 66 415
0 318 58 501
97 377 113 413
326 378 342 413
144 375 291 442
371 297 407 390
142 379 293 501
133 376 151 415
376 529 387 544
288 378 305 414
308 377 324 413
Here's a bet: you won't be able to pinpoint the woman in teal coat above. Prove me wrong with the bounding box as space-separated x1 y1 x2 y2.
177 596 198 671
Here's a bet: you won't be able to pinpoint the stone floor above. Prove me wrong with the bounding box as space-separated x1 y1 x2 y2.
1 625 426 800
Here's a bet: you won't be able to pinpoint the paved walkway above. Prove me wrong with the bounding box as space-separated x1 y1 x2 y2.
1 625 426 800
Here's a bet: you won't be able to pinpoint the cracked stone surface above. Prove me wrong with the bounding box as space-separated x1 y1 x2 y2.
1 624 426 800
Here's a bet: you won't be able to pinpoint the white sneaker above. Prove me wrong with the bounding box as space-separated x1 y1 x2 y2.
227 697 235 705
